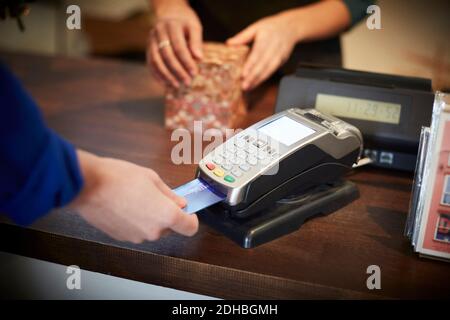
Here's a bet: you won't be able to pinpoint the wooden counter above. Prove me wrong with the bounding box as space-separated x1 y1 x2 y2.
0 52 448 299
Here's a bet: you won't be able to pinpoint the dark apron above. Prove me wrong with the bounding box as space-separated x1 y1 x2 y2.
190 0 343 75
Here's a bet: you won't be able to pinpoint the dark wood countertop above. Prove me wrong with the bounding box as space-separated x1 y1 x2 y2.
0 52 448 299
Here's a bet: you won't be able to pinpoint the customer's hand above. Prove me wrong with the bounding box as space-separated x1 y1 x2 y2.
227 12 300 91
70 150 198 244
147 1 203 88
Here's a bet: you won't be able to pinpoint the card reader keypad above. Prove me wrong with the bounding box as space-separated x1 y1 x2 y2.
205 134 278 184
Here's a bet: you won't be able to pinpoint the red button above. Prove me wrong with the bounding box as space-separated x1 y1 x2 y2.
206 163 215 170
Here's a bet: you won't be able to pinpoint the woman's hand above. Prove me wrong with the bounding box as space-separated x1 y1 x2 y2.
227 1 351 90
70 150 198 244
147 0 203 88
227 12 301 91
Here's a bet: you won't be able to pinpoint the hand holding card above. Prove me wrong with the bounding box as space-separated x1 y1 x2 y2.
173 178 226 214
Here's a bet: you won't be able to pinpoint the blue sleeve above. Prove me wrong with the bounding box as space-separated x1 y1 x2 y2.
0 63 84 226
342 0 375 26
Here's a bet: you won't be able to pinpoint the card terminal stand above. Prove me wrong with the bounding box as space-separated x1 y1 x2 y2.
199 180 359 248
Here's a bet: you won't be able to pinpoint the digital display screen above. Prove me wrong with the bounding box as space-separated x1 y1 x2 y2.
258 116 316 146
315 94 402 124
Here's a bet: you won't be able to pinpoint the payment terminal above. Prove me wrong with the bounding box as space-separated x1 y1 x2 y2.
175 108 363 247
197 108 362 218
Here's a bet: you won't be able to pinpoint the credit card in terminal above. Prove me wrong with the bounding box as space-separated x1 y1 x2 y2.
173 178 226 214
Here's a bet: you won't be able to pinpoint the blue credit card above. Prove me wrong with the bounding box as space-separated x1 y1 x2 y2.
173 178 226 214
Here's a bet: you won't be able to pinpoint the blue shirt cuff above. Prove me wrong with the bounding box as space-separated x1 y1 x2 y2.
1 131 84 226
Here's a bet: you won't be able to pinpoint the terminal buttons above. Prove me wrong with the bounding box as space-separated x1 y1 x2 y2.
247 155 258 166
234 138 246 148
206 134 281 183
231 168 242 177
253 139 267 148
224 175 235 183
239 163 251 172
221 163 233 171
213 155 224 165
213 168 225 177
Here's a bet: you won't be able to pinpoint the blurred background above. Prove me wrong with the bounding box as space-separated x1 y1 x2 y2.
0 0 449 91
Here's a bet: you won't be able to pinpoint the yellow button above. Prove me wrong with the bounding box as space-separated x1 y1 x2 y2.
213 168 225 177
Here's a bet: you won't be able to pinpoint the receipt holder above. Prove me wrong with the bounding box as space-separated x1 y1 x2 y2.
199 180 359 248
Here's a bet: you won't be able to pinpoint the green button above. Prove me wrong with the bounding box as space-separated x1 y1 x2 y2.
224 175 235 183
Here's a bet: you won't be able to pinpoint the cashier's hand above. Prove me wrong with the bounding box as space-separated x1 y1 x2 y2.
70 150 199 244
227 12 299 90
147 1 203 88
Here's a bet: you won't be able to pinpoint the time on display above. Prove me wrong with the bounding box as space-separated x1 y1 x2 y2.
315 93 402 124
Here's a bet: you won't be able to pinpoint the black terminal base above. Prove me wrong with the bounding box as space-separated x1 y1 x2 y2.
199 180 359 248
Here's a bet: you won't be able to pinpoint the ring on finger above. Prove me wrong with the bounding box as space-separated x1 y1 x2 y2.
158 39 171 50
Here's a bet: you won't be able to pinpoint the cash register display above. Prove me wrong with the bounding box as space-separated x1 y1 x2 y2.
258 116 316 146
315 93 402 125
